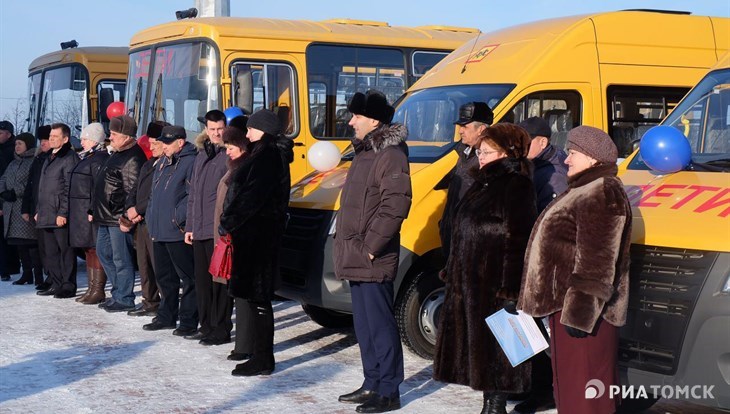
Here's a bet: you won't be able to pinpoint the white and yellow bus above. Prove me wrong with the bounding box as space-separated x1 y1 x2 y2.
126 16 477 181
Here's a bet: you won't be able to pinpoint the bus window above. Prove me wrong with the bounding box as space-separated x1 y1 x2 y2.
412 51 449 77
39 65 89 134
26 72 42 134
97 80 126 132
506 91 582 151
306 45 406 138
232 62 298 137
607 86 688 158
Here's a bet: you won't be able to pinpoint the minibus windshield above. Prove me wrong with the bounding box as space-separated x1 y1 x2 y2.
128 42 220 139
628 68 730 171
393 84 514 163
38 65 88 134
26 72 41 133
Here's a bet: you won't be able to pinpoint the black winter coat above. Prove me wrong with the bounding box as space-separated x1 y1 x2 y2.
333 124 412 283
438 141 478 258
433 158 537 393
21 151 49 218
93 141 146 226
68 148 109 248
0 138 14 178
147 142 196 242
532 144 568 213
128 156 160 219
220 134 292 302
36 142 79 229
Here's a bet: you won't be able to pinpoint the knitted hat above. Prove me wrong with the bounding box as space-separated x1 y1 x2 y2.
454 102 493 126
567 126 618 164
0 120 14 135
482 123 530 159
15 132 36 150
247 109 282 136
518 117 552 139
222 126 250 152
80 123 107 143
347 90 395 124
228 115 248 131
110 115 137 137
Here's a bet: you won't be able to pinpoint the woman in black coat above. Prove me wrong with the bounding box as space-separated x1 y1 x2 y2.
69 123 110 304
219 109 293 377
433 123 537 414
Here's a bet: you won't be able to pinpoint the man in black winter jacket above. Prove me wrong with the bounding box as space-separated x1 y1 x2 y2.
334 90 412 413
93 115 146 312
438 102 493 259
21 127 51 288
35 123 80 298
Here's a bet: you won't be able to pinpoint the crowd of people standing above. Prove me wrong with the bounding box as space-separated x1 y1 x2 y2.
0 88 631 414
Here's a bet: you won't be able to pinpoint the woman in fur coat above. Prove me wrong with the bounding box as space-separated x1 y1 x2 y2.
433 123 537 414
518 126 631 414
219 109 293 377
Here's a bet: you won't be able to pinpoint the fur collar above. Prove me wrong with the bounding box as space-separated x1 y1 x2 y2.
471 157 531 184
195 131 208 149
114 137 137 153
568 163 618 188
225 154 248 184
355 123 408 154
51 142 73 159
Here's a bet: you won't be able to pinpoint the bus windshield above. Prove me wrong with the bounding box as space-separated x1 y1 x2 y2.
393 84 514 163
38 64 88 135
26 72 42 134
628 68 730 171
127 42 220 139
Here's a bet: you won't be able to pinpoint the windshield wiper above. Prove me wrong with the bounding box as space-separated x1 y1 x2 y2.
689 159 730 172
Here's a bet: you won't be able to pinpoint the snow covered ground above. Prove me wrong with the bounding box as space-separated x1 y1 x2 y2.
0 264 721 413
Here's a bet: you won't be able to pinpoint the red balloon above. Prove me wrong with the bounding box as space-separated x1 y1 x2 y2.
106 101 125 120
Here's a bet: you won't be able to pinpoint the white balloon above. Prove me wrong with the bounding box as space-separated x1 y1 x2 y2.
308 141 341 172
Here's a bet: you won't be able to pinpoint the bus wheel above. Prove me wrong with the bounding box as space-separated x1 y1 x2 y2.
302 304 353 329
396 270 444 360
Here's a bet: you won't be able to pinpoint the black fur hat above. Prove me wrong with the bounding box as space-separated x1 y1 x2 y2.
146 120 171 139
347 90 394 124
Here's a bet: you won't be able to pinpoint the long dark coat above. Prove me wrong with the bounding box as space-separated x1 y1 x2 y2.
433 157 537 393
219 134 292 302
68 147 109 248
36 142 79 229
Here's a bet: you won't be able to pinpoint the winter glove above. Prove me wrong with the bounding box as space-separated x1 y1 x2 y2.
0 189 17 202
564 325 589 339
218 224 228 237
502 300 518 315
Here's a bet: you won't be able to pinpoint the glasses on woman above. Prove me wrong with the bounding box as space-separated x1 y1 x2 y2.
475 148 500 157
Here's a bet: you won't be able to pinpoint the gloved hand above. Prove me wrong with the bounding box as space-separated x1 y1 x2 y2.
502 300 518 315
0 189 17 202
564 325 589 338
218 224 228 237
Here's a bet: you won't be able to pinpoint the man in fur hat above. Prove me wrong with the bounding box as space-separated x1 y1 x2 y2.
333 90 412 413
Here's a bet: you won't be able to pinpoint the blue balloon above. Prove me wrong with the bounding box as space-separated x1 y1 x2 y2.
224 107 245 125
639 125 692 173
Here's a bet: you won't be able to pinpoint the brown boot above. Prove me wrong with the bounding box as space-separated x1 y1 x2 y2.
80 268 107 305
75 265 95 303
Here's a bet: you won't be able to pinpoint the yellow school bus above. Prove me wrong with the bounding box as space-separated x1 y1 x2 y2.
27 46 128 141
277 9 729 378
617 53 730 411
126 17 477 181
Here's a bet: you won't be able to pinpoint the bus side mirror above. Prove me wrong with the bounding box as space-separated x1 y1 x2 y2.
99 88 115 122
631 138 641 154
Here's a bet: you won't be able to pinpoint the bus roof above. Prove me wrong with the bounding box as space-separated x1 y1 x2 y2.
413 10 729 91
28 46 129 73
129 17 479 51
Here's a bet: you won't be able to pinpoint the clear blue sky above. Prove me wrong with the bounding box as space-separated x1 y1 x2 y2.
1 0 729 120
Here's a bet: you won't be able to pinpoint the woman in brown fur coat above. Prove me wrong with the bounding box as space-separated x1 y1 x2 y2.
433 123 537 414
518 126 632 414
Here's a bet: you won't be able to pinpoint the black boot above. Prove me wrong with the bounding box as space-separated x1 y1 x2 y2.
231 301 274 376
12 271 34 285
481 392 507 414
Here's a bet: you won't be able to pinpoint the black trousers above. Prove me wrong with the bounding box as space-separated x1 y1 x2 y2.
153 241 197 329
40 228 77 292
234 297 254 353
135 223 159 310
17 244 42 281
0 219 20 276
530 317 554 397
193 239 233 339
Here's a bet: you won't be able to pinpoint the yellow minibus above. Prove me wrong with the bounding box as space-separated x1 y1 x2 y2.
27 45 128 141
277 10 729 378
126 17 477 181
